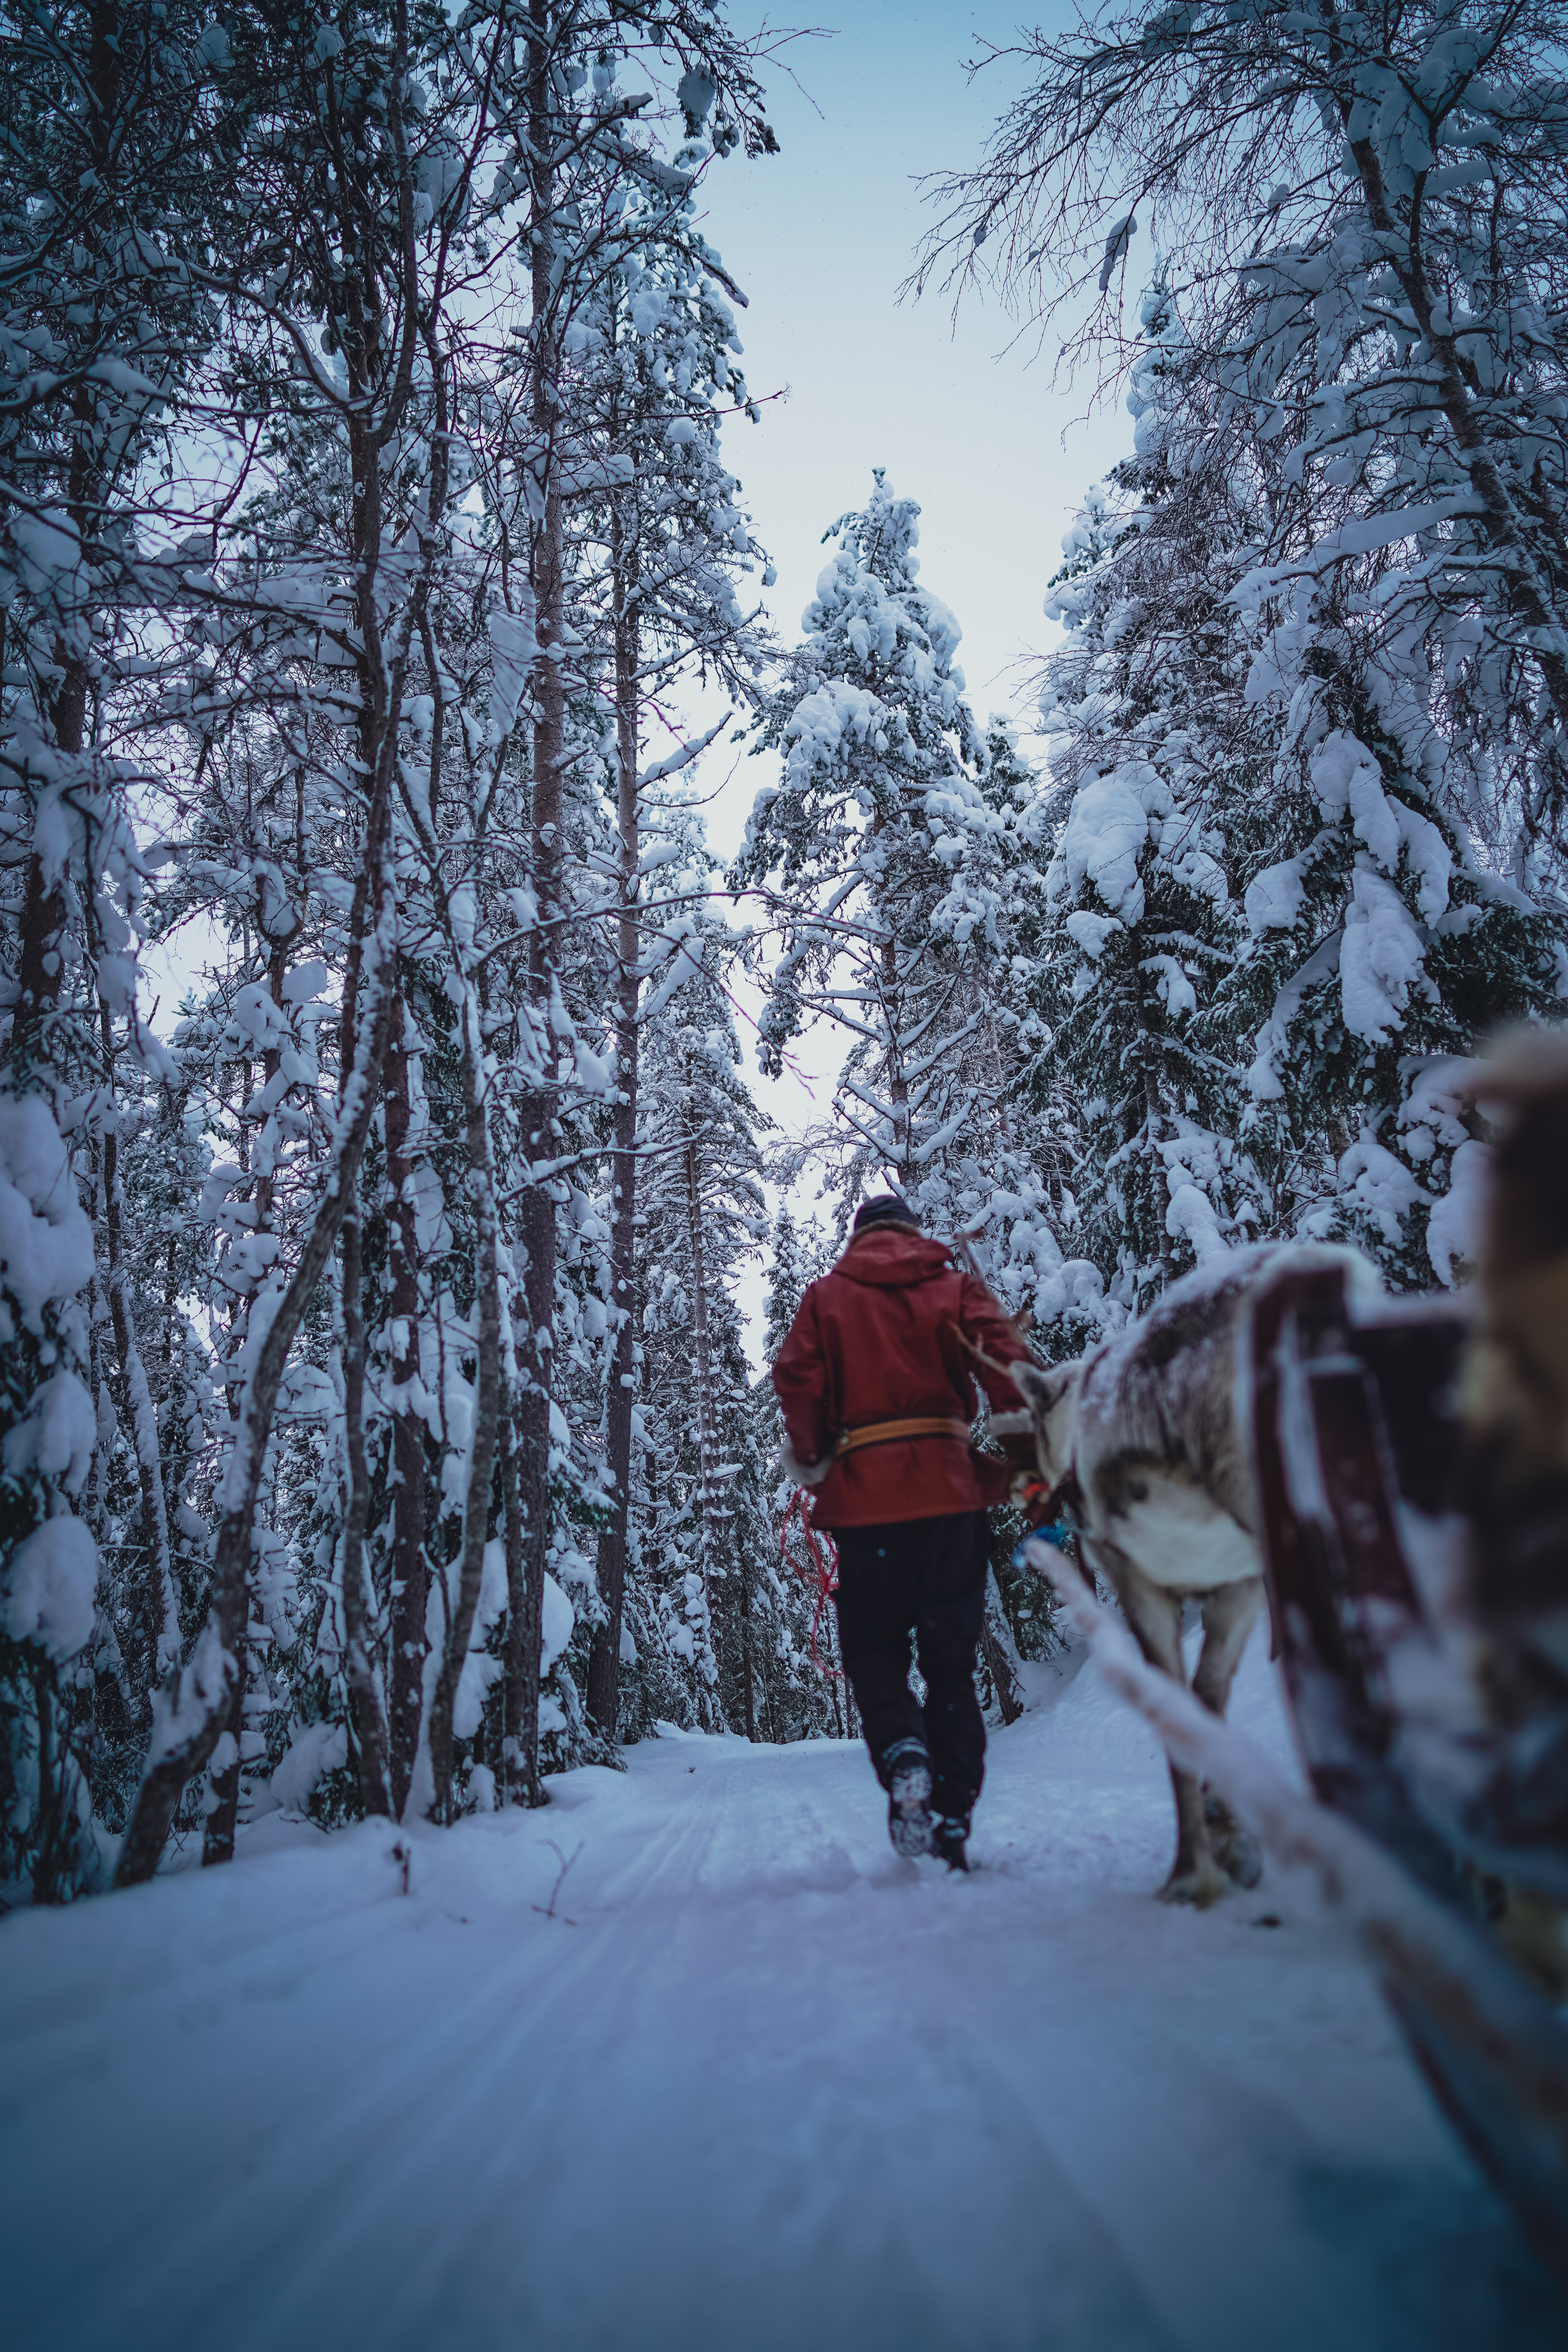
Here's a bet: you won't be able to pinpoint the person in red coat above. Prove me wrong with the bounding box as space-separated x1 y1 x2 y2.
771 1194 1032 1869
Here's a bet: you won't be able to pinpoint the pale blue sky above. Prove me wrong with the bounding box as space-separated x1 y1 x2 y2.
693 0 1131 860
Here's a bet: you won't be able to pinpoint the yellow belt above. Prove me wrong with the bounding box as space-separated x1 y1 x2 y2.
834 1417 972 1457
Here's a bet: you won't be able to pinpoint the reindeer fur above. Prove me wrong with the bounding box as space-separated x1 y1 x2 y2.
1009 1242 1380 1906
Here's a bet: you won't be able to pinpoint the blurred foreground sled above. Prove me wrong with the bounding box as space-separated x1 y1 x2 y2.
1029 1035 1568 2290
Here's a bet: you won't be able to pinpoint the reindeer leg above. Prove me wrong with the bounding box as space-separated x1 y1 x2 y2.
1194 1578 1264 1889
1106 1553 1228 1909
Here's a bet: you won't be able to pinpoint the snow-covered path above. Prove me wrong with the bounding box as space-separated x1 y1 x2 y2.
1 1641 1556 2352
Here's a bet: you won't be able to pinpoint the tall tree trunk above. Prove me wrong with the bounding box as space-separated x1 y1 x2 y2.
425 1015 504 1820
11 0 115 1089
739 1561 757 1742
497 1387 541 1802
682 1126 728 1729
384 986 430 1818
1136 974 1175 1305
204 940 284 1869
338 1203 393 1816
682 1131 725 1580
980 1571 1025 1727
12 856 67 1088
12 629 78 1089
874 838 911 1185
503 0 566 1797
201 1674 245 1868
14 3 114 1085
586 545 641 1740
95 997 174 1688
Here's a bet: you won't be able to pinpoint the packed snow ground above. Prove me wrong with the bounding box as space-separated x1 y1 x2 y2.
1 1636 1557 2352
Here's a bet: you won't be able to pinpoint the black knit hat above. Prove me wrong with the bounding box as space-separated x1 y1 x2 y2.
853 1193 918 1234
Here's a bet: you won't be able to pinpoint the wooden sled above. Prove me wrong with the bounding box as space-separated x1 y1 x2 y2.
1250 1258 1568 2284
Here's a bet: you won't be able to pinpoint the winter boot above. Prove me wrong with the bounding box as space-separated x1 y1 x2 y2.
883 1739 933 1859
931 1813 971 1872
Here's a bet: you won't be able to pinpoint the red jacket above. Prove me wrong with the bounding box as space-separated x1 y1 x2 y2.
771 1226 1033 1528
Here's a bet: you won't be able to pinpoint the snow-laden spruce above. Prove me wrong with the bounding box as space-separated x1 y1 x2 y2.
920 0 1568 881
1037 259 1565 1305
732 474 1075 1318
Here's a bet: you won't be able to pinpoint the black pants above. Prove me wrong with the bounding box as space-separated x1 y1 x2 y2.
832 1510 989 1821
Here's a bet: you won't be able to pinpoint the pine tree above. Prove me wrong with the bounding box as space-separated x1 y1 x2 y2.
734 472 1020 1230
1032 283 1264 1318
625 835 769 1734
1226 629 1565 1286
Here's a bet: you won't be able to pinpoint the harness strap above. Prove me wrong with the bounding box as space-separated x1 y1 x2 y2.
834 1416 972 1457
779 1488 843 1678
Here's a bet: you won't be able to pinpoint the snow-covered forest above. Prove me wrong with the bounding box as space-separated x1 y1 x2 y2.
2 0 1566 1916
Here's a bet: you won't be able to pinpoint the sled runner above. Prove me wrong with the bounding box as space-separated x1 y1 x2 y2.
1249 1256 1568 2283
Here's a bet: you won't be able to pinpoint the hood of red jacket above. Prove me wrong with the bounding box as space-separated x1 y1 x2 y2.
832 1227 955 1288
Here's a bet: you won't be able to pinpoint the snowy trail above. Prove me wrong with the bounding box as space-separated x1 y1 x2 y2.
1 1640 1557 2352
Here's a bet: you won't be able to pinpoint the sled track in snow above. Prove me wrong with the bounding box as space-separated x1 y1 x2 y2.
0 1642 1559 2352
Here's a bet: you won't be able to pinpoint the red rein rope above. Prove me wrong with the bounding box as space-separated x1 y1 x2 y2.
779 1487 843 1678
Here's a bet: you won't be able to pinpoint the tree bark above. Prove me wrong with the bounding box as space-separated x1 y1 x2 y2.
96 997 173 1688
498 1389 542 1802
203 939 284 1869
12 855 68 1087
201 1672 245 1868
739 1559 757 1742
502 0 566 1797
586 542 641 1740
682 1124 729 1732
683 1131 725 1577
338 1204 392 1816
425 1014 504 1820
384 986 430 1818
980 1569 1025 1727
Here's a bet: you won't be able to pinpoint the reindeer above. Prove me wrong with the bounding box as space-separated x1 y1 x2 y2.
1001 1243 1379 1906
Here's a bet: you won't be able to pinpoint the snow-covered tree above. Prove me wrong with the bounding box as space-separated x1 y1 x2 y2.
1032 283 1265 1315
1225 639 1565 1288
618 828 769 1734
734 472 1021 1230
0 0 791 1900
919 0 1568 880
557 126 772 1742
